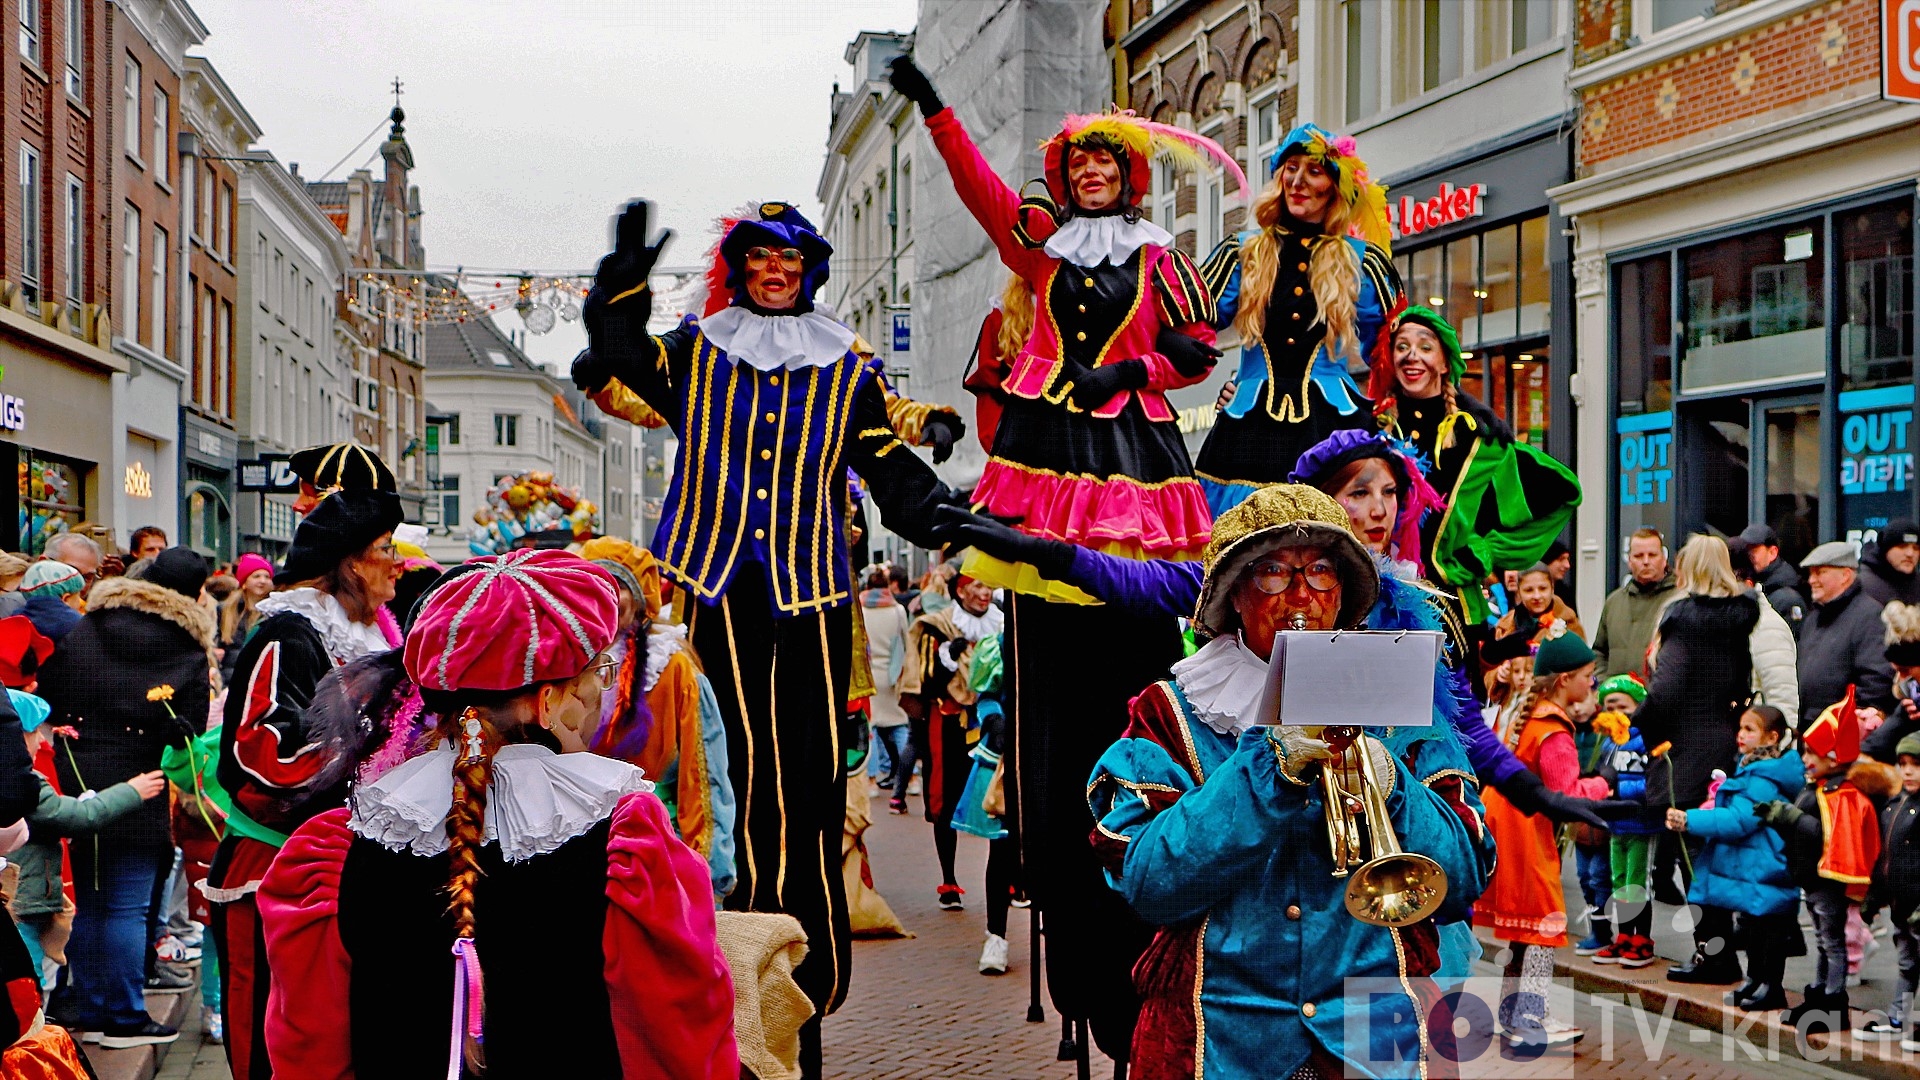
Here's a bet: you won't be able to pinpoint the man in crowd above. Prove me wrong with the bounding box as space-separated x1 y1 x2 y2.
42 533 103 583
1592 528 1675 681
1730 523 1807 636
127 527 168 563
1544 540 1575 610
1860 518 1920 607
1797 540 1893 732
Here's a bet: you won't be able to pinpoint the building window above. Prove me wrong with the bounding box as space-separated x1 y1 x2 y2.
124 58 142 159
152 88 169 186
217 183 232 260
1512 0 1555 51
64 175 83 301
446 413 461 445
1647 0 1713 35
219 298 233 417
1252 97 1281 186
18 146 41 305
900 159 912 235
63 0 82 97
122 204 140 340
441 475 460 528
149 225 167 353
198 164 214 241
19 0 39 65
1679 219 1825 394
1344 0 1381 123
254 235 266 303
197 284 213 407
1197 127 1224 258
1154 158 1175 231
494 413 518 447
1422 0 1463 91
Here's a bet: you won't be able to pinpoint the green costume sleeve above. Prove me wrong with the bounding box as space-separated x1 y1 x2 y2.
1431 434 1582 624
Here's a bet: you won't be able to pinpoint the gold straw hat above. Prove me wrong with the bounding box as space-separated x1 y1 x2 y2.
1193 484 1379 637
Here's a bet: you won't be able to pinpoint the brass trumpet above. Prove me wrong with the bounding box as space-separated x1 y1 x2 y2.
1307 725 1448 927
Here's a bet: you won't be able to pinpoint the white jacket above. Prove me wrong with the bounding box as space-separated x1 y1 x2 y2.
1749 596 1799 720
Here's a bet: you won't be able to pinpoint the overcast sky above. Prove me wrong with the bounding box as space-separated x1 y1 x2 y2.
192 0 916 372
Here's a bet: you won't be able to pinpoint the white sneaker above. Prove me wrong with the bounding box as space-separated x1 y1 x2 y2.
202 1005 224 1045
978 933 1009 975
1902 1036 1920 1053
154 933 201 965
1541 1017 1585 1046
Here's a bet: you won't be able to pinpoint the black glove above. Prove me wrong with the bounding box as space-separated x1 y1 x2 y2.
571 348 613 395
1495 767 1635 829
932 506 1076 581
921 412 963 464
1753 800 1804 827
1155 328 1222 379
593 200 672 309
1069 359 1149 412
887 55 945 118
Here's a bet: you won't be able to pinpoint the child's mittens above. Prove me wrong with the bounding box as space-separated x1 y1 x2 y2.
1752 800 1803 827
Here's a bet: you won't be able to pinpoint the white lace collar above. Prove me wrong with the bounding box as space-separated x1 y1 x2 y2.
256 587 391 666
642 622 687 693
1044 215 1174 268
947 604 1004 644
1170 633 1270 739
349 743 654 863
699 307 857 372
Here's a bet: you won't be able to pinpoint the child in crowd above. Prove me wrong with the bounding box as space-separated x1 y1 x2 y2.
1664 705 1801 1010
1475 632 1611 1046
1592 693 1658 968
1859 732 1920 1046
1493 563 1585 647
1757 691 1887 1035
1573 675 1644 955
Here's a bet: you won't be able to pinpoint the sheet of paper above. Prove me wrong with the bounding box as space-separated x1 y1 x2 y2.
1251 630 1442 728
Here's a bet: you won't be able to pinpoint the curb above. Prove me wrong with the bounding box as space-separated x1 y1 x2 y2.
1476 933 1920 1080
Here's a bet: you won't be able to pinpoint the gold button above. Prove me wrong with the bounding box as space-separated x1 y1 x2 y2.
1291 312 1300 321
1076 331 1087 341
1287 338 1295 345
755 488 768 500
1077 304 1087 313
760 449 772 461
764 411 776 423
1084 277 1094 287
1298 262 1308 271
770 374 781 386
1286 904 1301 919
1294 286 1304 296
1302 1002 1317 1019
753 528 765 540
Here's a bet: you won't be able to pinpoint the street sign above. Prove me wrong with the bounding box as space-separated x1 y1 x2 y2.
1888 0 1920 104
892 311 911 353
238 455 300 493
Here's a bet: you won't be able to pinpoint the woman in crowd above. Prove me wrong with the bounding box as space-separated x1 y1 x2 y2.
1370 305 1581 623
1193 124 1400 513
1088 485 1488 1077
219 553 275 684
859 568 914 810
0 552 31 619
205 488 402 1080
259 550 738 1078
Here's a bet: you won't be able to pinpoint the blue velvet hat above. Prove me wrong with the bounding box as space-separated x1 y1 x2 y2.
718 202 833 313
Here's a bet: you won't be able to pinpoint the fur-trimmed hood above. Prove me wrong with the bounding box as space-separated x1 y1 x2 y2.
84 575 217 656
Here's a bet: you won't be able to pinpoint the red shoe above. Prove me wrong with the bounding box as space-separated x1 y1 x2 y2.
1590 939 1627 964
1618 935 1657 969
938 885 965 911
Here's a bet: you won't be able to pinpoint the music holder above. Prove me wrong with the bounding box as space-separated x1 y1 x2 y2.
1251 630 1443 728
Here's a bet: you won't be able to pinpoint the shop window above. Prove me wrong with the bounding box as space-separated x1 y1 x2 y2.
1615 254 1673 416
1480 225 1517 343
1407 245 1443 316
185 479 232 562
1444 234 1479 347
1839 198 1915 393
1765 401 1823 564
1679 219 1824 394
1519 216 1550 337
20 454 87 557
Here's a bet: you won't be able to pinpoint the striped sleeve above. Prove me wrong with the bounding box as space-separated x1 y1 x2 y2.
1197 234 1240 297
1152 247 1218 329
1361 242 1402 309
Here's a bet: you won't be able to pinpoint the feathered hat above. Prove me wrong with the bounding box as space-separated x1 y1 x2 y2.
1368 301 1467 410
1287 428 1445 572
1271 123 1392 251
699 201 833 317
1803 685 1862 763
1037 110 1249 219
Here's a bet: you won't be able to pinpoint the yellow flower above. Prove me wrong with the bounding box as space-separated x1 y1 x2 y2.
1592 711 1630 747
146 685 175 703
1650 740 1673 759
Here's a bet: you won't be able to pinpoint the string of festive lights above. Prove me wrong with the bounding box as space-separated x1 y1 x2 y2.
343 268 707 333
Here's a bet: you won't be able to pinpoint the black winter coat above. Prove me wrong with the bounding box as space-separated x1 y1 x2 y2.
1777 777 1852 891
1632 592 1760 808
1798 583 1894 729
1753 558 1809 637
1861 543 1920 608
1877 788 1920 907
40 577 215 853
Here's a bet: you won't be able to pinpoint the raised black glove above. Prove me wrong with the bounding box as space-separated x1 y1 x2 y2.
1156 328 1223 379
1069 359 1149 412
887 55 945 118
1495 767 1635 829
571 348 612 395
922 412 963 464
594 199 672 307
932 506 1076 580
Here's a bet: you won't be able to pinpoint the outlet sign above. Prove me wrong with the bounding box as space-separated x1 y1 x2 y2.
1391 183 1487 240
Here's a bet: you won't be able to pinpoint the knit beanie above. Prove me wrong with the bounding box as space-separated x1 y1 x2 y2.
137 546 211 599
1896 732 1920 762
235 552 275 585
1595 673 1648 705
1531 632 1595 678
20 561 84 598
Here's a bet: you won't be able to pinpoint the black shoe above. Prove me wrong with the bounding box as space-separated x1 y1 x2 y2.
1666 951 1742 985
1802 990 1850 1038
1724 977 1759 1007
1786 986 1837 1029
95 1020 179 1049
1741 984 1789 1011
144 965 194 995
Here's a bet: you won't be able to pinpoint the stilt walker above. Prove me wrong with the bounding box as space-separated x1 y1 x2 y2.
889 54 1237 1060
576 199 961 1077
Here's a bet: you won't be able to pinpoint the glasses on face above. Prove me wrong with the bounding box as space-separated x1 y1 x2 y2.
1250 558 1340 595
373 542 400 560
589 655 620 684
745 246 804 271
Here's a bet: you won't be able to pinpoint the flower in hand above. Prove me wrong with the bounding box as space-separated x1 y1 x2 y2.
1592 711 1630 746
146 685 175 703
1665 807 1688 832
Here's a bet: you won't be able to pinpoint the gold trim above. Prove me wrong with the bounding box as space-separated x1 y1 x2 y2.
694 354 743 588
608 281 650 305
1193 914 1210 1080
1388 926 1430 1080
771 617 788 904
817 614 844 1012
721 597 758 900
985 456 1208 493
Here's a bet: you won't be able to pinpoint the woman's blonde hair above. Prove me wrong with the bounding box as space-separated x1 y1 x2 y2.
1672 534 1744 600
0 552 30 589
996 272 1034 363
219 588 263 645
1234 168 1361 364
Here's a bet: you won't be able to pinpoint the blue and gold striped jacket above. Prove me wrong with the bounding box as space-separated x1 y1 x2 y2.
596 312 955 618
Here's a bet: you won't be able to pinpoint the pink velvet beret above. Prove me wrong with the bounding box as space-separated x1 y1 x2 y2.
404 550 617 692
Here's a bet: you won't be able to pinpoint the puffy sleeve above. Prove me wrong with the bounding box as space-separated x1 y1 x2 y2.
1059 547 1203 620
660 652 711 861
604 791 740 1079
1131 248 1220 393
923 108 1051 284
590 380 672 430
258 807 354 1080
846 379 962 550
1198 234 1241 329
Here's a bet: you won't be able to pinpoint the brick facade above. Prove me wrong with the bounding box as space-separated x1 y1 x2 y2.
110 4 182 355
1573 0 1877 174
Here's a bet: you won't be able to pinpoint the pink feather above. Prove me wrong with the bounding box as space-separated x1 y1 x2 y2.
1142 121 1252 197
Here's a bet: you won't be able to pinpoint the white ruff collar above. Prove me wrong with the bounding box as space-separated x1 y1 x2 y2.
642 622 687 693
1170 633 1270 738
700 307 857 371
1044 215 1174 267
948 604 1004 643
349 743 654 862
256 587 390 666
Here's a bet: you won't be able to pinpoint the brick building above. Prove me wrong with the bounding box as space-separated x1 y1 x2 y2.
1552 0 1918 610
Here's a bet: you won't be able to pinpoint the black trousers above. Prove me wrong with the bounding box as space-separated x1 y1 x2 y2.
689 572 854 1075
1004 592 1179 1061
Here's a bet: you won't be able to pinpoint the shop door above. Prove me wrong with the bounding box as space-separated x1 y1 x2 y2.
1755 397 1822 568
